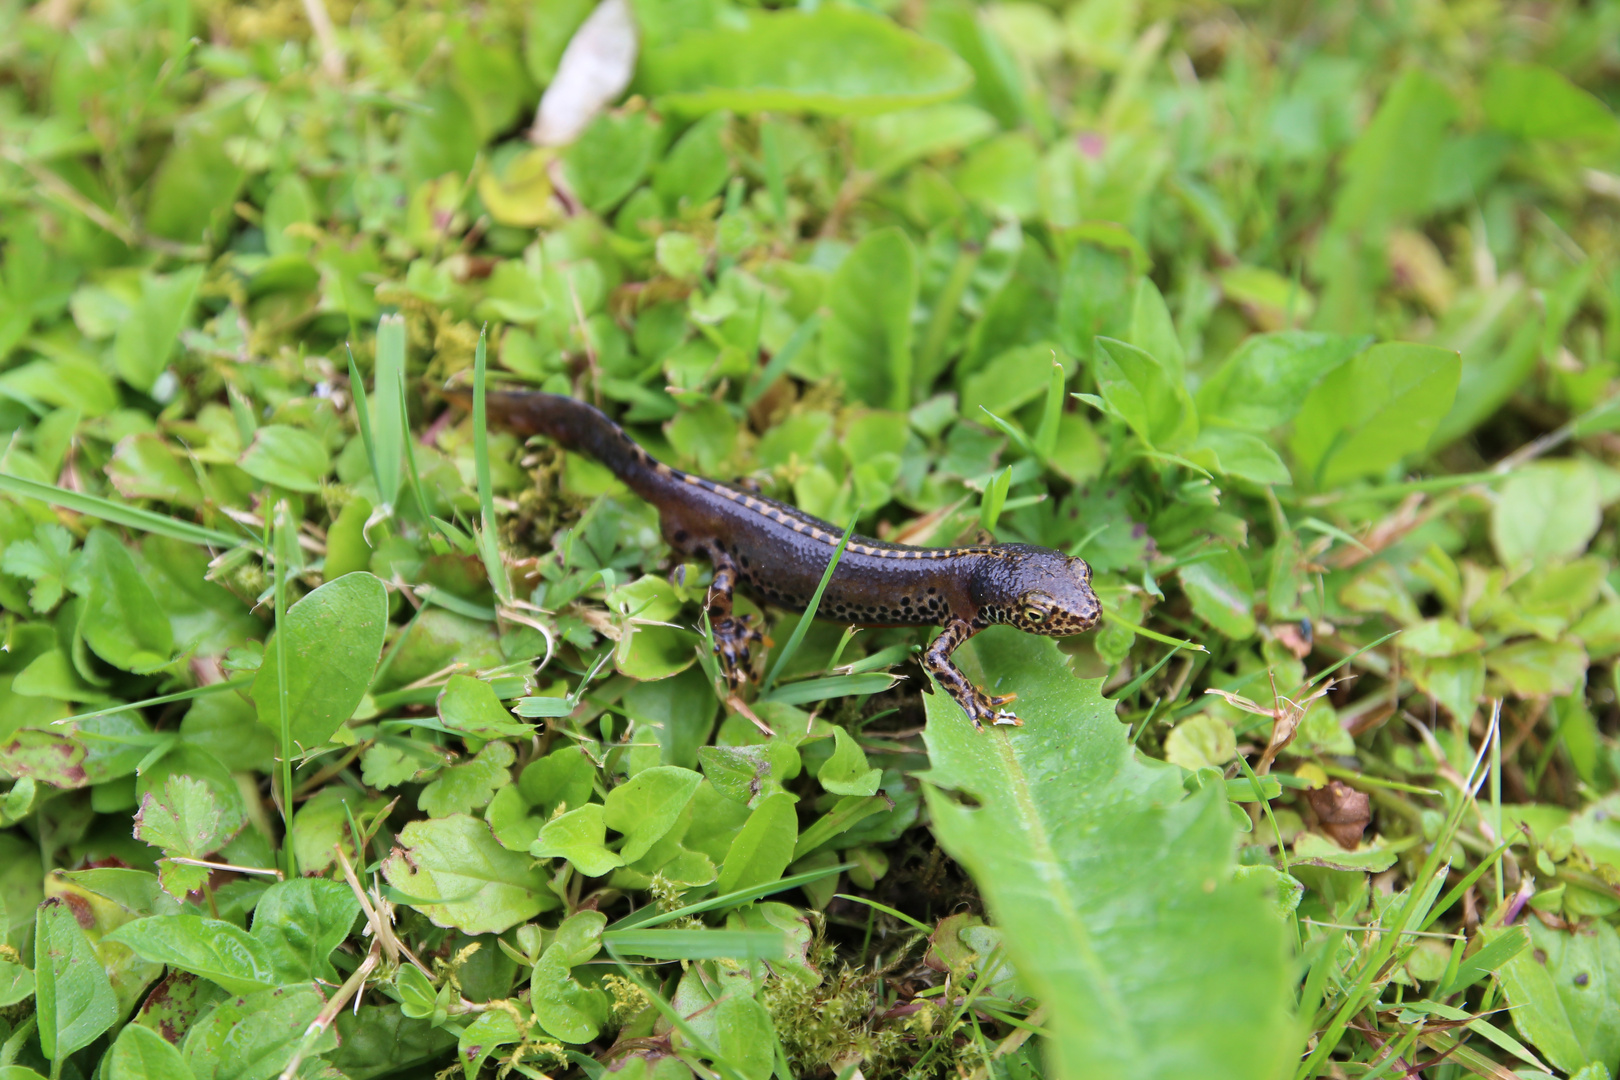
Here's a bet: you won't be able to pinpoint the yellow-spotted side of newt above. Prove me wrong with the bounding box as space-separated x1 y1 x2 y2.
468 390 1101 730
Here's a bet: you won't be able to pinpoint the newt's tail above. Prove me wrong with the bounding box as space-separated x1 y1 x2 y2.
446 388 670 499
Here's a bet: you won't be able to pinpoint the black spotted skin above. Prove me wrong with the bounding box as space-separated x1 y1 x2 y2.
469 391 1102 729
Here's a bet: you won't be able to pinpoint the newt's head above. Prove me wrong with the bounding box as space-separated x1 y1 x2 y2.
972 546 1102 637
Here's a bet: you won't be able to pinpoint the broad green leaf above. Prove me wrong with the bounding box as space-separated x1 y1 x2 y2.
622 666 718 770
253 572 388 750
1195 332 1370 432
518 745 598 815
531 910 609 1044
714 992 775 1080
1484 63 1620 140
0 958 35 1007
35 898 119 1067
107 434 206 508
1178 549 1255 640
1093 338 1197 450
852 104 996 180
113 267 204 393
920 628 1293 1080
1162 714 1236 771
181 983 336 1080
1328 69 1458 236
237 425 332 493
817 727 881 797
79 528 175 673
1289 342 1460 487
1491 462 1603 570
821 227 917 411
1496 918 1620 1073
437 674 530 739
641 8 972 116
562 111 659 212
250 878 362 985
417 739 516 818
108 1022 193 1080
603 765 703 863
1398 618 1485 658
1188 429 1291 486
1487 639 1589 699
381 814 549 934
133 774 243 859
716 792 799 895
106 915 280 996
531 803 624 877
1128 278 1186 380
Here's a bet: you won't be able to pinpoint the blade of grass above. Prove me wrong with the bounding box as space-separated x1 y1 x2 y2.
598 928 788 961
0 472 250 549
831 893 933 935
52 676 253 726
1101 609 1208 653
1033 356 1066 459
610 863 854 931
760 508 860 695
373 314 406 508
743 313 821 406
272 501 298 878
346 346 382 502
760 672 898 706
979 465 1012 533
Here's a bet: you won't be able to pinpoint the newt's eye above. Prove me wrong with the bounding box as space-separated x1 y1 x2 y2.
1024 608 1045 623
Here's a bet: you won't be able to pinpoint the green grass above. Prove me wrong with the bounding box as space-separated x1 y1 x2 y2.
0 1 1619 1079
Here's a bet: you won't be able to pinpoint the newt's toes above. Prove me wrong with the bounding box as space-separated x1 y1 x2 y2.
991 709 1022 727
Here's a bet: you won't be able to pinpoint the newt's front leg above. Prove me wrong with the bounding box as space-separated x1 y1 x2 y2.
703 550 770 732
924 619 1020 730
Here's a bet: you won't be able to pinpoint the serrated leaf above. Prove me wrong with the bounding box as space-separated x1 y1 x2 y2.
133 775 242 859
1 523 76 613
919 628 1292 1080
418 739 515 818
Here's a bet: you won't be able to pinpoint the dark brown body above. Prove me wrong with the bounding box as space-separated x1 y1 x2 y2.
470 390 1101 728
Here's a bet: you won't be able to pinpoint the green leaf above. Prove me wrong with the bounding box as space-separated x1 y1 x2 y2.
641 7 972 116
716 792 799 895
0 957 35 1007
381 814 550 934
821 227 917 411
1162 714 1237 771
1484 62 1620 140
531 803 624 877
107 434 207 508
1093 338 1198 450
817 727 881 798
1188 429 1291 486
107 1022 194 1080
563 111 659 213
1491 462 1603 570
1 523 77 613
113 268 204 394
34 898 119 1067
133 774 243 859
1328 69 1459 236
181 983 336 1080
1487 639 1589 699
250 878 362 985
603 765 703 863
79 528 176 673
1496 918 1620 1073
1178 549 1255 640
622 666 718 770
1289 342 1460 487
252 572 388 751
920 628 1292 1080
852 104 996 180
106 915 280 996
438 675 529 739
418 739 516 818
518 746 598 815
1194 332 1370 432
714 992 775 1080
1398 618 1485 658
237 425 332 493
531 910 609 1044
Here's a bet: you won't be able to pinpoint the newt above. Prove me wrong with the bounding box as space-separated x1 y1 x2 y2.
464 390 1101 730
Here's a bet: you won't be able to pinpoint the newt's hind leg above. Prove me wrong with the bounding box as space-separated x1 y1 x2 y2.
924 620 1019 731
704 551 771 734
